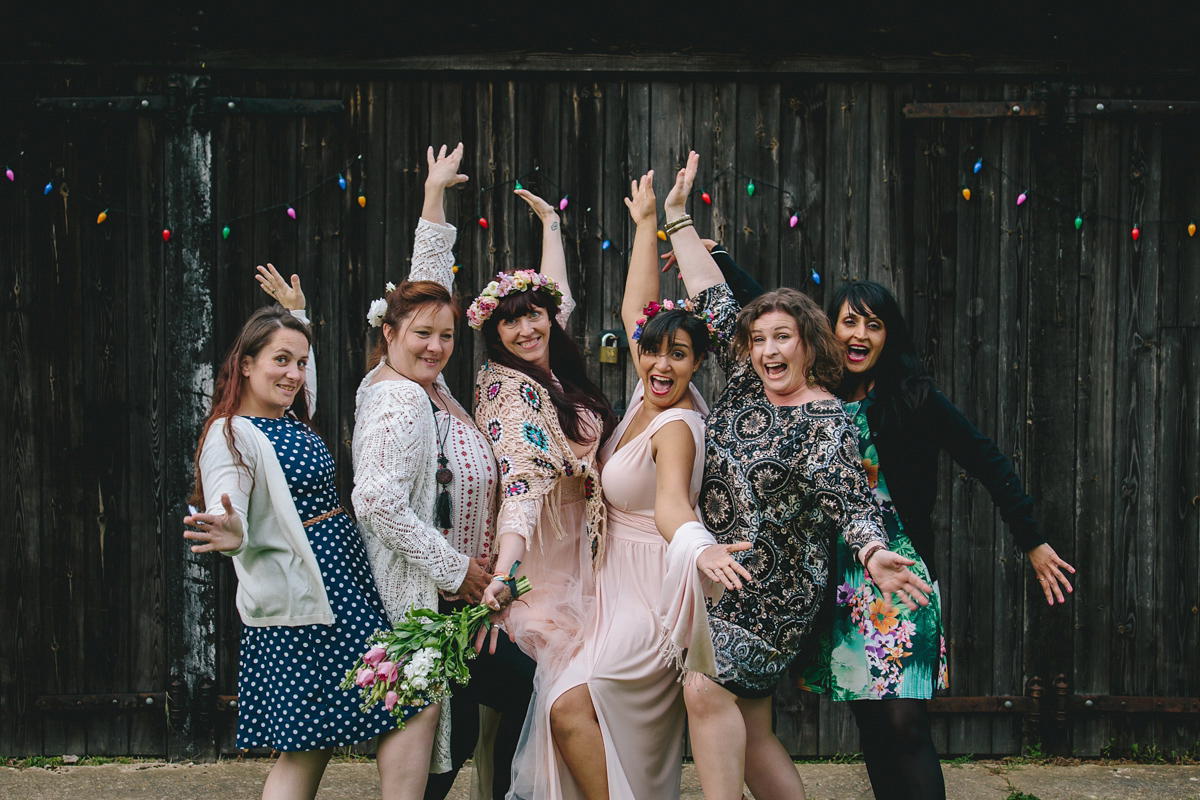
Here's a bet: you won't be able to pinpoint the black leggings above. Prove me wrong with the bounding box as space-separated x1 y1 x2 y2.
850 699 946 800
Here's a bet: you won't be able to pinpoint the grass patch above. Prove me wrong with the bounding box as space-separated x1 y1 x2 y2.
941 753 974 767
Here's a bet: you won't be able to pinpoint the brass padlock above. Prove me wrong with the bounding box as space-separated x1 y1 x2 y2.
599 332 620 364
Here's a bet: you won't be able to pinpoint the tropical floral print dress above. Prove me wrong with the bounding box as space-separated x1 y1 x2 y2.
798 394 948 700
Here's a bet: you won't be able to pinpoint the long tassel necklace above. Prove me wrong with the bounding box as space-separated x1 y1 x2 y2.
429 387 454 530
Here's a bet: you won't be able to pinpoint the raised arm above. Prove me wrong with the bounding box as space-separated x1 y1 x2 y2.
621 170 661 347
256 263 315 412
422 142 468 226
410 143 468 290
662 151 724 296
515 189 572 316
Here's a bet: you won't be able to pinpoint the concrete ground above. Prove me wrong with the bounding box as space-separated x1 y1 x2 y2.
2 760 1198 800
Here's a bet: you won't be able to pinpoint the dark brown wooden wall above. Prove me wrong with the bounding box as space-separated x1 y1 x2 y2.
2 71 1198 759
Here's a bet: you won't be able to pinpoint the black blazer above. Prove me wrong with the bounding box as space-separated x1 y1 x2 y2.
866 386 1044 580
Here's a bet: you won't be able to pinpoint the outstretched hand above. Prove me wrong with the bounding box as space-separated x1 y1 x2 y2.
426 143 469 191
663 150 700 219
696 541 753 591
514 189 560 227
256 263 305 311
623 170 657 226
183 494 245 553
867 549 933 611
1028 543 1075 605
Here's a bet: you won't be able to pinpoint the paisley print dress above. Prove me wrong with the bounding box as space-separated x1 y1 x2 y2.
691 283 887 694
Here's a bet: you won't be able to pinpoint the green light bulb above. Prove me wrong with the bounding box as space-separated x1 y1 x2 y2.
222 225 231 239
746 181 755 197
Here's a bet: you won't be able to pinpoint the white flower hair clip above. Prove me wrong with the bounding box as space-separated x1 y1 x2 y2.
367 282 398 328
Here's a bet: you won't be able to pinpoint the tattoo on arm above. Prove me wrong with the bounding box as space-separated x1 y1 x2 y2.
551 221 559 231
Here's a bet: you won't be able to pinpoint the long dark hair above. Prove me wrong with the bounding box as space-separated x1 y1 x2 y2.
826 280 931 427
481 287 616 445
191 304 314 505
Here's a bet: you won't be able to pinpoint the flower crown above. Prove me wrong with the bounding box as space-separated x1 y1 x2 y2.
466 270 563 330
366 282 397 328
631 298 723 353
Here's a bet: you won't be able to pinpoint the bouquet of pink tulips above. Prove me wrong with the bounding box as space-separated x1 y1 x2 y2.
341 575 531 723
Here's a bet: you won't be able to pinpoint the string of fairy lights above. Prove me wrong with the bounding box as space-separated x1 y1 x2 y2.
4 146 1194 267
0 150 367 241
961 152 1198 240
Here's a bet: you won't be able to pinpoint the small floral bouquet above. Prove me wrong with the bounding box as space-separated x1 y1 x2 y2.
341 573 532 724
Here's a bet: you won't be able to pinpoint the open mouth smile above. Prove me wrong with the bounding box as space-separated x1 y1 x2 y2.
846 344 870 363
763 362 788 379
648 375 675 396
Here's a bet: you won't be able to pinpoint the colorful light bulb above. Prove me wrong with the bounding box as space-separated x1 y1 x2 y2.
746 180 755 197
357 193 366 208
452 265 459 274
338 174 347 190
559 195 569 211
701 191 711 205
1016 191 1028 206
96 210 108 224
810 268 821 285
478 216 489 229
222 225 231 239
4 167 12 181
514 180 523 190
657 229 667 241
602 239 612 250
789 213 799 228
162 229 171 242
1075 215 1083 230
287 206 297 220
973 159 983 174
1131 225 1140 241
962 187 971 201
1189 221 1197 238
43 181 53 195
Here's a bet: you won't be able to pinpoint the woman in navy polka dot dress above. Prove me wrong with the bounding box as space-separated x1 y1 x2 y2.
184 266 410 800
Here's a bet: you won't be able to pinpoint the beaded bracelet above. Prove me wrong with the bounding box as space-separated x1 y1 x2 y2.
663 214 693 235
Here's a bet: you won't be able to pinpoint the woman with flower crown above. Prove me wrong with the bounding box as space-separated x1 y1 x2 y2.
352 144 532 800
468 186 617 800
492 171 752 800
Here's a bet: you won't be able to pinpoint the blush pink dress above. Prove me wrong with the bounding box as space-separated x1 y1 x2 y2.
512 381 707 800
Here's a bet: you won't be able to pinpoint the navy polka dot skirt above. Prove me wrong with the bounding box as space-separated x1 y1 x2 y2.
236 416 412 751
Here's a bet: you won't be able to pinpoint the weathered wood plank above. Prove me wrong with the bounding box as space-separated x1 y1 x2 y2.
1071 110 1120 757
987 87 1029 756
1018 109 1080 757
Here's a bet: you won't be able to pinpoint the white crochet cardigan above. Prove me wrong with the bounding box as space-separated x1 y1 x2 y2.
350 217 472 774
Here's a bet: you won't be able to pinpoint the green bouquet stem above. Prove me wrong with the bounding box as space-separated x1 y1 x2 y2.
339 574 533 723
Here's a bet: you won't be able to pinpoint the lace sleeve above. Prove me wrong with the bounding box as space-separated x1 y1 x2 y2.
689 283 740 377
556 293 576 329
408 217 458 291
351 387 469 591
496 496 542 548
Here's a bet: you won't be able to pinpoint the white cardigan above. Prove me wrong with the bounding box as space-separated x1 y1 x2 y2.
351 368 470 622
351 218 472 773
199 310 334 627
